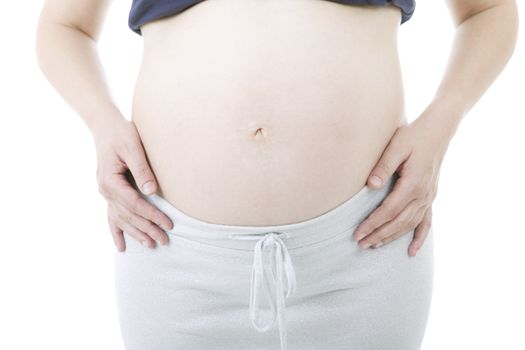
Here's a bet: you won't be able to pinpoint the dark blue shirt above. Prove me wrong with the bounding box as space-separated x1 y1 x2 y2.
129 0 416 36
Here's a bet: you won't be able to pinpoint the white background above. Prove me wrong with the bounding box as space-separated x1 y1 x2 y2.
1 1 524 349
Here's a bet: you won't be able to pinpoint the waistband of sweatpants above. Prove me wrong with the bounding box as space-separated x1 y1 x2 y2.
134 173 398 251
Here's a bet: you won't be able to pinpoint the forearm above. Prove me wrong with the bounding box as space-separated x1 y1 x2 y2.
35 18 124 137
421 1 519 140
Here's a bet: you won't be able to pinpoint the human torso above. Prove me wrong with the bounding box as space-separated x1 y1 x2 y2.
131 0 407 225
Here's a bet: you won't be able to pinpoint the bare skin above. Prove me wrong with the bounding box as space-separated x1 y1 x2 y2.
132 1 405 226
35 0 518 255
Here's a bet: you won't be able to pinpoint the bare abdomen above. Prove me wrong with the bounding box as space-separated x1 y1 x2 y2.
131 0 406 225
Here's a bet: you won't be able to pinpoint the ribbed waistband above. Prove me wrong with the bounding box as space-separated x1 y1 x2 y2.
137 173 398 251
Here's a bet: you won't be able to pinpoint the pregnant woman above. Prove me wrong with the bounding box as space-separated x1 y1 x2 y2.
36 0 518 349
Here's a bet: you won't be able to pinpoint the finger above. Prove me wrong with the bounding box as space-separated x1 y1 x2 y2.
112 174 174 230
370 229 410 249
367 135 411 189
354 178 414 241
122 139 158 195
108 212 126 252
108 206 126 251
408 207 432 257
114 200 169 246
358 199 425 249
116 215 157 248
370 202 426 248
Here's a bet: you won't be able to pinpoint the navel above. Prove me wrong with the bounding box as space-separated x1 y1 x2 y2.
254 127 265 138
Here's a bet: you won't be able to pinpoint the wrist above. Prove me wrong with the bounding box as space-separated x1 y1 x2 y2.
86 108 127 141
417 99 465 143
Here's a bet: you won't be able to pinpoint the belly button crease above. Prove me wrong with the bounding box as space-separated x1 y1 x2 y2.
254 128 264 137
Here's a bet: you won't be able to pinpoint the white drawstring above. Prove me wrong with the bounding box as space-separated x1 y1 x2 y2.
228 231 297 350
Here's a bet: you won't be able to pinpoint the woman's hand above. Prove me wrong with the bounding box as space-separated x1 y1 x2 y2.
353 108 456 257
92 116 174 252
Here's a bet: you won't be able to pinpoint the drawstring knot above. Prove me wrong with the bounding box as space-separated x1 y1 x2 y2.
228 231 297 350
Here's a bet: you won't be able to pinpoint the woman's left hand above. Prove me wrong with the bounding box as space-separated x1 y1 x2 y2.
353 107 458 257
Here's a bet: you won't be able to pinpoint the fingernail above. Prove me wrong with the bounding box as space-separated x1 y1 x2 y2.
142 240 150 248
355 232 365 241
373 241 383 248
160 224 170 231
360 242 371 250
370 176 382 187
142 181 155 194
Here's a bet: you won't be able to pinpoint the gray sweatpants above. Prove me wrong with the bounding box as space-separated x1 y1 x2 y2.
114 173 434 350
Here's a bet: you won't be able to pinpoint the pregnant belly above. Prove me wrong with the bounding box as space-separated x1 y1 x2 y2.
131 0 407 225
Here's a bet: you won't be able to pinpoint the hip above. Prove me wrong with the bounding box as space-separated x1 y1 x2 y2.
114 172 434 349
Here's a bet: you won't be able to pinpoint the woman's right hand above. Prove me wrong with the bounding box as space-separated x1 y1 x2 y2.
92 116 173 252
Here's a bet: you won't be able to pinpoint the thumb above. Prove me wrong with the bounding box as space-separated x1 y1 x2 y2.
368 143 408 189
125 147 158 195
